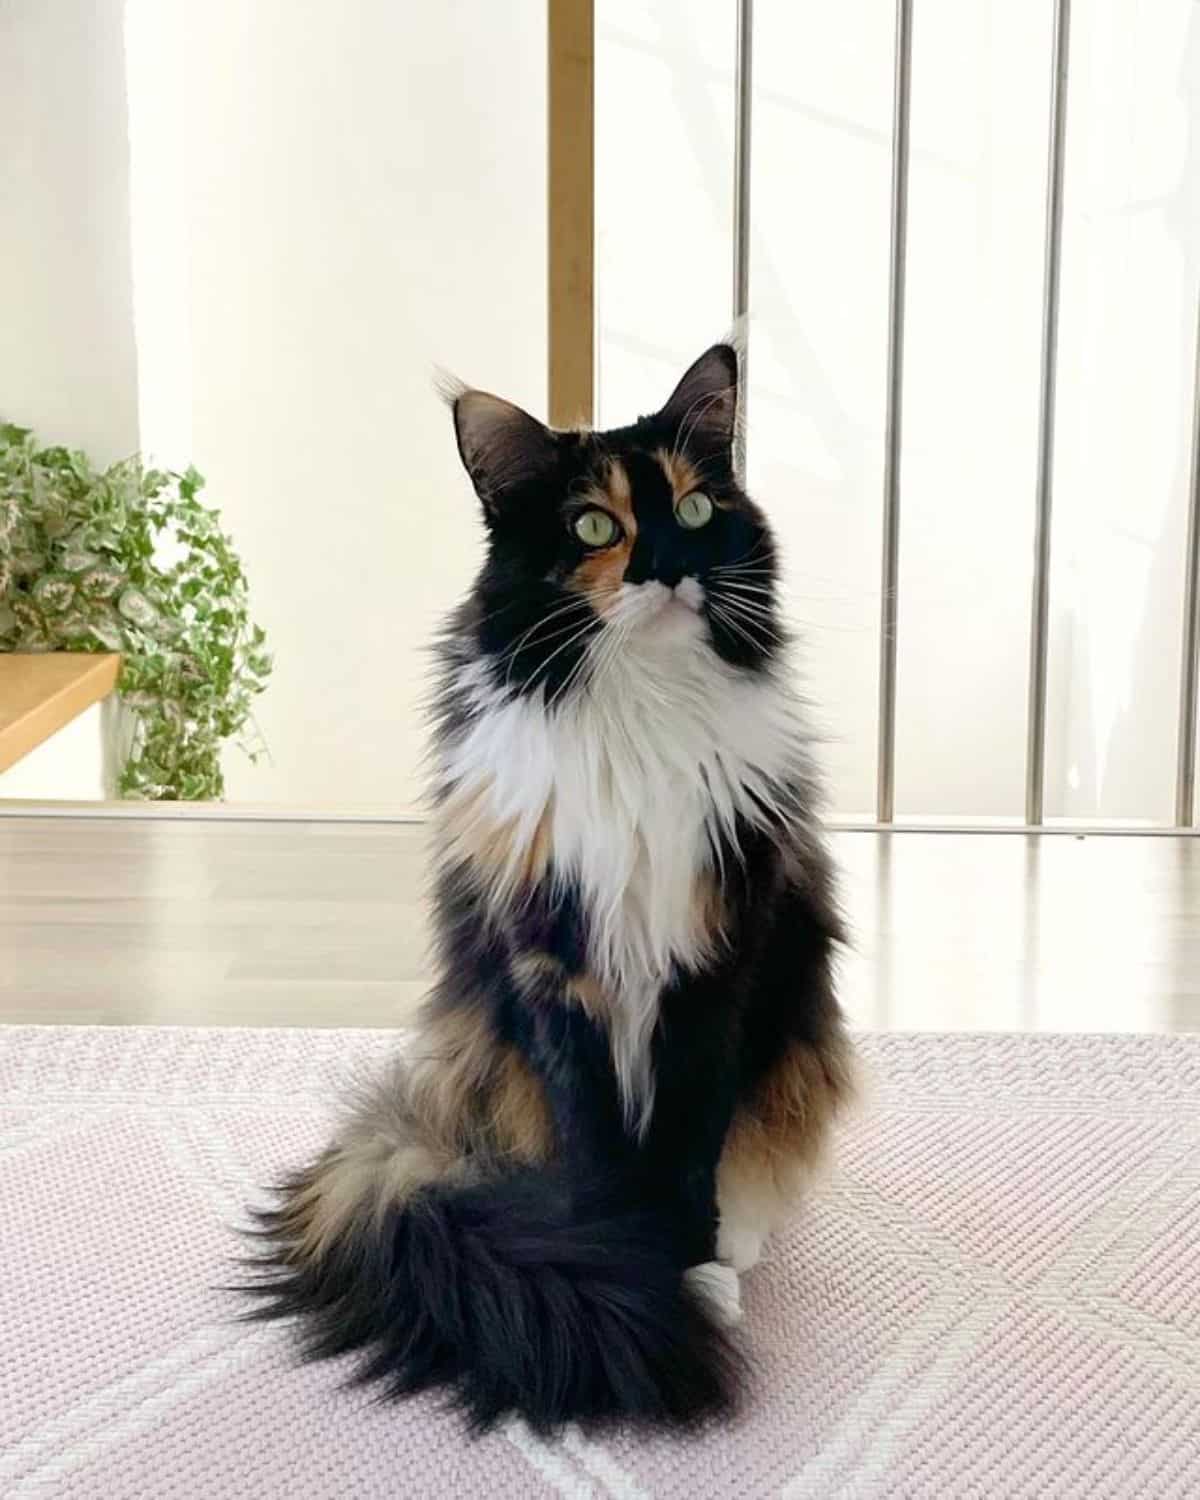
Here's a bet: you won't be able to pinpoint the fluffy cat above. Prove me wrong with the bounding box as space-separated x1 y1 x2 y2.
244 344 853 1431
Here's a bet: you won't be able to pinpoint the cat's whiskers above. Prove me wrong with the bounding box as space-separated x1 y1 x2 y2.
501 597 594 691
710 540 772 574
711 596 784 632
530 613 607 703
709 562 771 583
501 595 588 652
706 601 763 652
712 592 782 632
469 596 527 630
709 580 776 609
708 597 783 649
546 603 629 713
557 614 628 713
712 581 776 601
546 620 606 712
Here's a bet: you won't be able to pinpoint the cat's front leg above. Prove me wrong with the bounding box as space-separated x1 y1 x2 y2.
716 877 855 1273
654 1149 746 1327
512 978 637 1182
514 971 743 1328
642 975 745 1319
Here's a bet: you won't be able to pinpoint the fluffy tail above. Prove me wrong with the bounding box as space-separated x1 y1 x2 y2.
243 1164 741 1432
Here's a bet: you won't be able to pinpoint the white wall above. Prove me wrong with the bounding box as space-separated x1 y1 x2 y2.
0 0 139 463
0 0 139 803
123 0 547 809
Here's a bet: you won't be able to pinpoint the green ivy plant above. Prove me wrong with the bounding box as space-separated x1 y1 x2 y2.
0 421 271 800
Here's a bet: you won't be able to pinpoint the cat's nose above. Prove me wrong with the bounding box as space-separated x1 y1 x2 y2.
625 547 684 589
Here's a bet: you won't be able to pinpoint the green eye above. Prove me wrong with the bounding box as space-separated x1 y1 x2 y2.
675 491 714 530
573 508 618 548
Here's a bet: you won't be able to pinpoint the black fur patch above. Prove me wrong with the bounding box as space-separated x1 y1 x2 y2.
243 1173 743 1433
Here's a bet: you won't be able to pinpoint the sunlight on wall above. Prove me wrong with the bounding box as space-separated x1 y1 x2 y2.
122 0 547 809
0 0 138 466
598 0 1200 824
124 0 194 472
1047 0 1200 823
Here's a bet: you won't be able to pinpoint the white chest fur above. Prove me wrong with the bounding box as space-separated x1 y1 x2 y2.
441 628 807 1132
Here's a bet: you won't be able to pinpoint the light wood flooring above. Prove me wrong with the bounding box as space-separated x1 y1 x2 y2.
2 817 1198 1033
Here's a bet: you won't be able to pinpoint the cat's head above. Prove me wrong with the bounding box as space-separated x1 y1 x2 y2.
449 344 780 704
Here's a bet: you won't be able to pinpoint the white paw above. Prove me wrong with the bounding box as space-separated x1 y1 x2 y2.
716 1222 764 1273
685 1260 743 1327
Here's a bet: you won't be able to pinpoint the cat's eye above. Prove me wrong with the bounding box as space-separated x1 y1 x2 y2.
573 508 619 548
675 491 714 530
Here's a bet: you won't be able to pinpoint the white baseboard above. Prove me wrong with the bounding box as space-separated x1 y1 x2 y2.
0 801 1195 837
0 799 425 824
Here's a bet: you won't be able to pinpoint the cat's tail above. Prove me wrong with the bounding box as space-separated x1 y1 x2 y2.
240 1072 741 1432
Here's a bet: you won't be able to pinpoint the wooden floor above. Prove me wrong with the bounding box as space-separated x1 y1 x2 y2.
1 816 1197 1033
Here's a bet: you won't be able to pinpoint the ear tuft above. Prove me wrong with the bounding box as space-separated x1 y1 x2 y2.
433 367 468 407
452 391 558 515
658 344 739 457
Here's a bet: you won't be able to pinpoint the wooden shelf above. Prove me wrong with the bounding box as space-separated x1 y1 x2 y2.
0 653 121 774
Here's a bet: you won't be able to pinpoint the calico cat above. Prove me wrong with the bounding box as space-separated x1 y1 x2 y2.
244 344 853 1431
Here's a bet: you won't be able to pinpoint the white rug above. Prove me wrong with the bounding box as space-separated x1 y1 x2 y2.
1 1026 1198 1499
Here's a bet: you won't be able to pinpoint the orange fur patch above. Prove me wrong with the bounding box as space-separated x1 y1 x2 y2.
656 447 704 503
564 971 610 1020
602 456 635 525
267 1127 456 1265
691 868 727 952
408 1004 552 1162
509 950 612 1023
438 777 554 896
717 1028 855 1235
568 458 637 613
508 951 567 995
656 446 738 511
269 1004 554 1267
490 1046 556 1162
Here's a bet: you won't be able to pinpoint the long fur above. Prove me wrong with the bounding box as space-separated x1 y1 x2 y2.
247 1168 741 1432
242 343 852 1433
437 609 816 1134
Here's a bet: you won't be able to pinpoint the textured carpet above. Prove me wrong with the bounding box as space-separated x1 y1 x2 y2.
1 1026 1198 1499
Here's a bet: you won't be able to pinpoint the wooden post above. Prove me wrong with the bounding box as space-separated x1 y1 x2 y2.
548 0 594 428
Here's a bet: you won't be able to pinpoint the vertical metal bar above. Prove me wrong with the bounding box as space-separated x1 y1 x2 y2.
1025 0 1072 827
873 833 895 1027
1175 291 1200 826
732 0 753 481
875 0 913 825
548 0 594 427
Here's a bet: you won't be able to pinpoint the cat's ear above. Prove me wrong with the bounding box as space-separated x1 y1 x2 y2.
452 390 559 516
657 344 739 456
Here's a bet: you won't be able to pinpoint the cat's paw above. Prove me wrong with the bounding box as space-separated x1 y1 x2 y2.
684 1260 743 1327
717 1222 764 1273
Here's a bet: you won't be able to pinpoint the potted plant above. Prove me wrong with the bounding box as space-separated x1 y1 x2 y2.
0 422 271 799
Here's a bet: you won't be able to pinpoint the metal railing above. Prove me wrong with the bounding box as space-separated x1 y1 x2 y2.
732 0 753 483
728 0 1200 830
